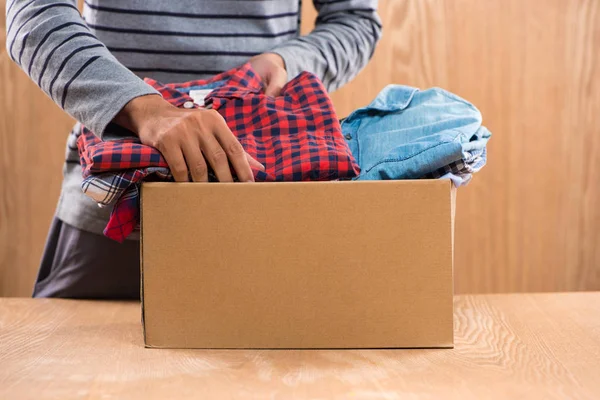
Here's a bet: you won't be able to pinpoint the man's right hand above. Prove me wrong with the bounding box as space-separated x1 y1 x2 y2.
113 94 264 182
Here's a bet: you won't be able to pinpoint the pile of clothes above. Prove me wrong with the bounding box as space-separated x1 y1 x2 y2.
78 62 491 242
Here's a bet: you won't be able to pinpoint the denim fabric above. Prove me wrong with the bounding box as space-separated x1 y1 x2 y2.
180 80 227 92
341 85 491 185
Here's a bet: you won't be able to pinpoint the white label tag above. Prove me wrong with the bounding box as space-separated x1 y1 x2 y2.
189 89 213 106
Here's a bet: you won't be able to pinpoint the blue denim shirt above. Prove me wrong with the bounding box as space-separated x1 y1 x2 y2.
341 85 491 184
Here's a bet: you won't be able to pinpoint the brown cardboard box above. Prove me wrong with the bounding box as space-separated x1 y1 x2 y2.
141 180 455 349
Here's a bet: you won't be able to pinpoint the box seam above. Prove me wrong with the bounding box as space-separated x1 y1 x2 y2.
140 183 148 347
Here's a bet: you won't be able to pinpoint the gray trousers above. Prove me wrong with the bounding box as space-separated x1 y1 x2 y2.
33 217 140 299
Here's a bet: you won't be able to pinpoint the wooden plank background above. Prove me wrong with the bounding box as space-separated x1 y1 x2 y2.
1 0 599 297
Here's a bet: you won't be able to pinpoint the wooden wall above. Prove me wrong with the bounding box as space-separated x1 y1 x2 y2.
305 0 600 293
0 2 75 297
1 0 599 297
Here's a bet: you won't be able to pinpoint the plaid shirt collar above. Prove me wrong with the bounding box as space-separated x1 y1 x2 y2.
143 62 264 109
78 62 360 242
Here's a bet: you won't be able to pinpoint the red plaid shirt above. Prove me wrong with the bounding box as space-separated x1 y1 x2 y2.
78 62 359 241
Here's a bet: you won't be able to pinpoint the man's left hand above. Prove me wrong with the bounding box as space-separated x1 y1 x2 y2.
249 53 287 97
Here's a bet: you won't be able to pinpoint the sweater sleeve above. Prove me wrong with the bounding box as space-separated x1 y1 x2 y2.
270 0 382 92
5 0 159 137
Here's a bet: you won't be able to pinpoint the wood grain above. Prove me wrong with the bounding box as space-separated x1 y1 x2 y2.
304 0 600 292
1 0 600 296
0 2 75 297
1 294 599 399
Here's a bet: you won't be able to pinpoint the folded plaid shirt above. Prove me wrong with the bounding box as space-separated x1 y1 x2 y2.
423 147 487 186
78 62 360 242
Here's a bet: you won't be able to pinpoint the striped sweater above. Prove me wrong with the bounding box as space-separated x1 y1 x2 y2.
5 0 381 237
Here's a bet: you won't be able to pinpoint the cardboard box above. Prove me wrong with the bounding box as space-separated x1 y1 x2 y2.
141 180 455 349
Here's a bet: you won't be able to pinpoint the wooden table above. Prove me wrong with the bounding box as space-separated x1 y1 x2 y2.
1 293 599 399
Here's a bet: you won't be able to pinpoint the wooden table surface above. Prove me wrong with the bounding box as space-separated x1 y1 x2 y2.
1 293 599 399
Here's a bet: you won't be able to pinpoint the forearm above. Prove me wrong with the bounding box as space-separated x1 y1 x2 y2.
5 0 158 136
271 0 382 92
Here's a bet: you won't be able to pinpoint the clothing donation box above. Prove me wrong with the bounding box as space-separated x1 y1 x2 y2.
140 180 455 349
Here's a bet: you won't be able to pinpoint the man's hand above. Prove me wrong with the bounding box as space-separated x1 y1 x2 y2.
113 95 264 183
249 53 287 97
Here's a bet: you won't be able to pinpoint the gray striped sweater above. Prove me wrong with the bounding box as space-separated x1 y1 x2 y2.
6 0 381 237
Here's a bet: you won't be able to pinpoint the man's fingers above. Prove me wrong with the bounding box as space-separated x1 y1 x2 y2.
220 133 254 182
264 70 286 97
226 140 255 182
209 113 254 182
181 138 208 182
161 144 189 182
246 153 265 172
160 110 265 183
264 81 284 97
199 131 234 183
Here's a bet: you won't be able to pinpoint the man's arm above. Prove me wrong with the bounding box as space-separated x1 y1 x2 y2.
6 0 260 182
270 0 382 92
5 0 158 137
